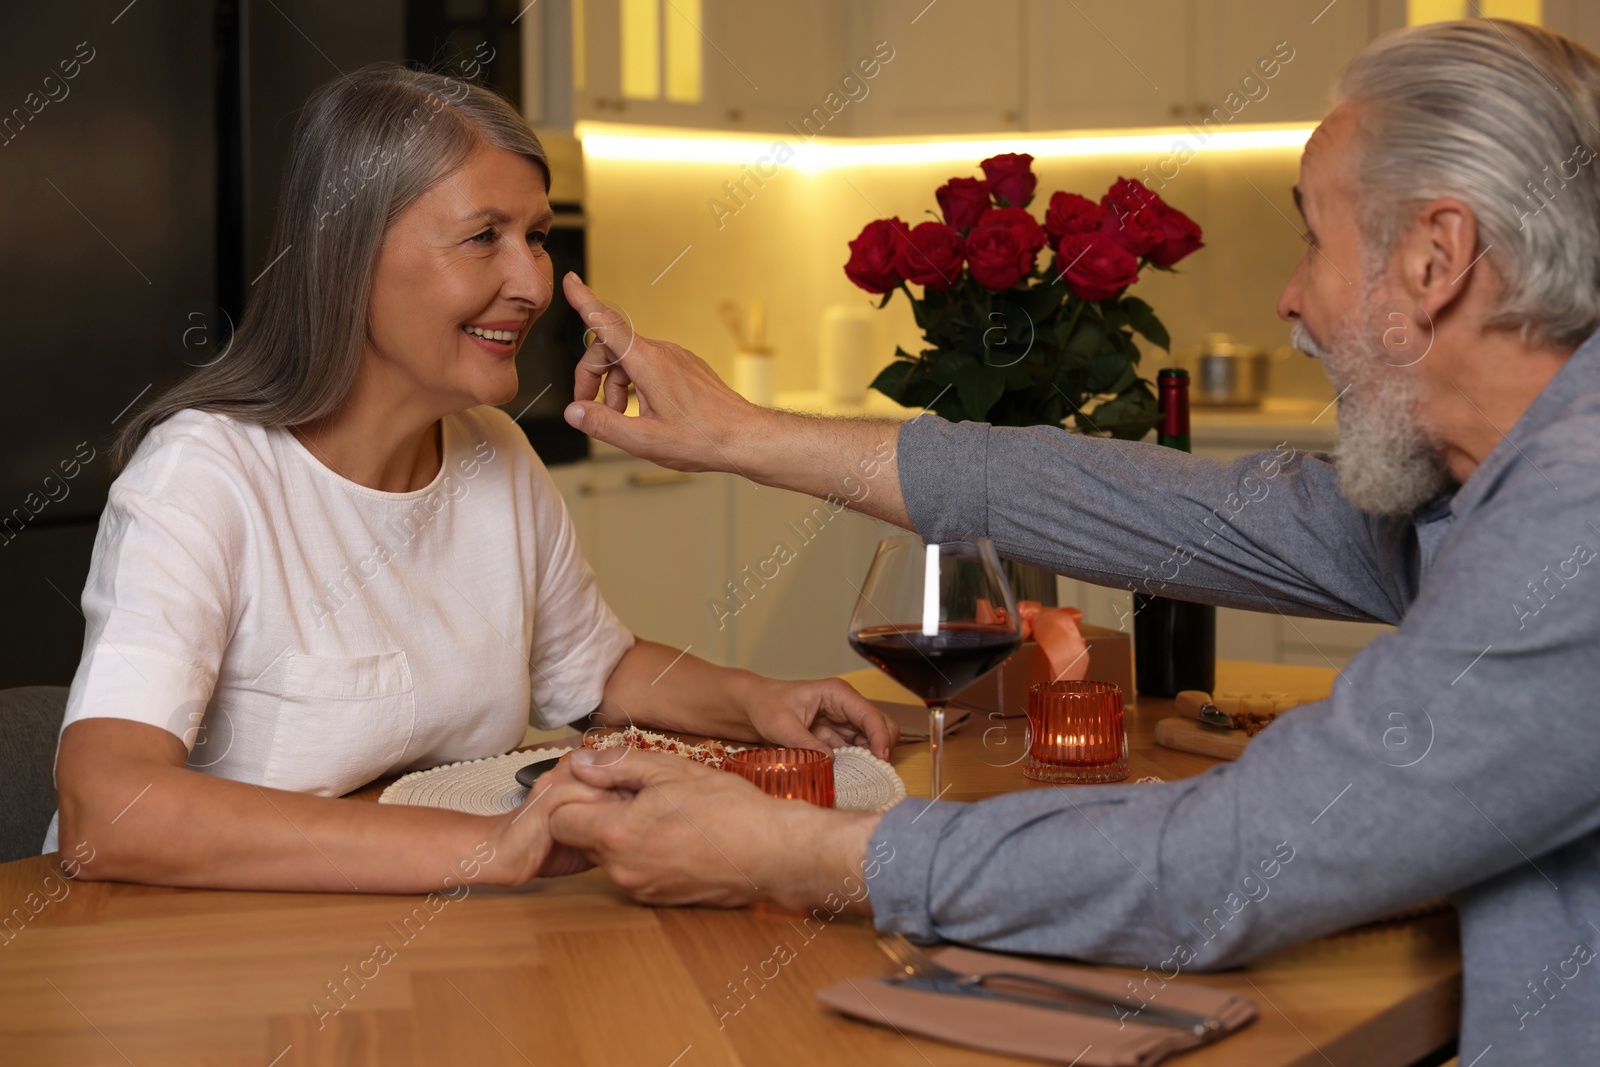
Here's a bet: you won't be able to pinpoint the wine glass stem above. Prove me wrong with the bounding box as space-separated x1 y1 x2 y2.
929 702 946 800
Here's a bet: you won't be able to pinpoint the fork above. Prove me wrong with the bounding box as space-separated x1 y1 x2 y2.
877 933 1224 1036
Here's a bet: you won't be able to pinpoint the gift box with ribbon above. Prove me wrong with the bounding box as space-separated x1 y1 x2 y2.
957 601 1133 717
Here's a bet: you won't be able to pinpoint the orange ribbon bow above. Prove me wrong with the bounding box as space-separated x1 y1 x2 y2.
977 599 1091 684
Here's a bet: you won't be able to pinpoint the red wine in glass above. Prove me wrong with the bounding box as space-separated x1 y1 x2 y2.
848 623 1021 704
848 536 1022 798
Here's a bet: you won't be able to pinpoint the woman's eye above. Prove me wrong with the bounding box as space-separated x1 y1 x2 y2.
528 231 549 249
470 228 496 245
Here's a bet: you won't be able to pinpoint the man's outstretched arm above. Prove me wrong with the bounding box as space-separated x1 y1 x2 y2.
561 273 1421 623
562 273 911 528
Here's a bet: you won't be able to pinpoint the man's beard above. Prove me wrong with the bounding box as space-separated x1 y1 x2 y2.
1290 314 1451 516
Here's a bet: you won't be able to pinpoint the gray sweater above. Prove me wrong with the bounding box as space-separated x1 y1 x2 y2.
870 334 1600 1063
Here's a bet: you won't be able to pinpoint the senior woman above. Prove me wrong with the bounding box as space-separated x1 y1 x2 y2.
46 64 895 893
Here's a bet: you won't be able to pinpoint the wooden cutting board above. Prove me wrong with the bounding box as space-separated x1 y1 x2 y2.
1155 716 1252 760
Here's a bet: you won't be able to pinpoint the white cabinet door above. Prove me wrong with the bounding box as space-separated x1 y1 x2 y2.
710 0 853 133
850 0 1024 135
721 480 894 679
1191 0 1372 124
574 0 724 127
561 460 733 665
1024 0 1192 130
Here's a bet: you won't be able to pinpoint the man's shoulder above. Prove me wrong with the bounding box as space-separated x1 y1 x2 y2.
1529 390 1600 463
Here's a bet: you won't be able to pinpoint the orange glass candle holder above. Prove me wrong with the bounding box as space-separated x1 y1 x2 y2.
1024 680 1129 783
725 748 835 807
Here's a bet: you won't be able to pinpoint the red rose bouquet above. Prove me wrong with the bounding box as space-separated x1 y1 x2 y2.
844 155 1203 437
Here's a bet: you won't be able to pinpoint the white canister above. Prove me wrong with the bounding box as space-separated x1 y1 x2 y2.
820 304 876 406
734 349 774 407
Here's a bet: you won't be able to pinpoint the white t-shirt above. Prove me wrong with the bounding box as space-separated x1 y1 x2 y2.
43 405 633 852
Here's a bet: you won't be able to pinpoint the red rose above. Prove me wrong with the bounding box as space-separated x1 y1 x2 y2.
1056 232 1140 302
965 225 1034 291
980 153 1037 209
976 207 1048 256
1149 203 1205 267
936 177 991 231
1103 176 1164 213
894 221 965 289
1098 200 1166 257
1043 192 1103 243
844 217 911 294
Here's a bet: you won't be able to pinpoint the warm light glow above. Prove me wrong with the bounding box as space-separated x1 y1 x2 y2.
1408 0 1540 23
664 0 702 103
578 122 1315 172
1408 0 1467 22
621 0 661 100
1482 0 1541 22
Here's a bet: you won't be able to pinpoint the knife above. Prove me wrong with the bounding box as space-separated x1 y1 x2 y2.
887 975 1218 1036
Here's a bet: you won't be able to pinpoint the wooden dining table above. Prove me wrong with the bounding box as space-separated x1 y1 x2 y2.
0 659 1460 1066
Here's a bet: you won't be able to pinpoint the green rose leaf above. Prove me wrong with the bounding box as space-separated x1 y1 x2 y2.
1122 296 1171 351
869 359 919 404
954 360 1006 421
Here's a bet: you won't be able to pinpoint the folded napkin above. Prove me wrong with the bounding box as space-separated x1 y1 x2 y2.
815 946 1256 1066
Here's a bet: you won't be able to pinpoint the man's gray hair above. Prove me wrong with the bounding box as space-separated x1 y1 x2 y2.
1335 19 1600 345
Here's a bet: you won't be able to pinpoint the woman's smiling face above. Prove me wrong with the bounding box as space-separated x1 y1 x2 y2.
364 142 553 413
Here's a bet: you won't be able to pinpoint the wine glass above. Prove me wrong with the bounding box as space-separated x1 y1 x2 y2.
848 535 1022 799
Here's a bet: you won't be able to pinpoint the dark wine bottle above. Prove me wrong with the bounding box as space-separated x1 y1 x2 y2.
1134 369 1216 698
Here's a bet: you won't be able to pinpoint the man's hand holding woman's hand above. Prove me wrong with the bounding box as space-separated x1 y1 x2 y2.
548 748 884 912
485 757 624 885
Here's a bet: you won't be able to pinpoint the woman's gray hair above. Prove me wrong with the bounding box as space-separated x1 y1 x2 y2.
1334 19 1600 345
111 63 549 471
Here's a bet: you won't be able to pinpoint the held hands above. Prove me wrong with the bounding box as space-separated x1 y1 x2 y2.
550 749 886 911
562 272 762 473
485 758 624 885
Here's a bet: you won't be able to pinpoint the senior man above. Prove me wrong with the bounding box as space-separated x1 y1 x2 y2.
550 20 1600 1060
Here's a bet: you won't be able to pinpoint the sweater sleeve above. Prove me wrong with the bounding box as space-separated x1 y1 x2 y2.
869 416 1600 970
896 415 1422 623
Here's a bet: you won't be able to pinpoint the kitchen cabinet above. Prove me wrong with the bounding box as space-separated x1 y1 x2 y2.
569 0 1378 137
1025 0 1371 131
846 0 1025 135
1191 0 1373 124
720 480 894 680
548 458 734 665
548 455 891 678
572 0 853 132
1022 1 1192 130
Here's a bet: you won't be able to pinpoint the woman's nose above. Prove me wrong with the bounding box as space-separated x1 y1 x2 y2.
503 243 552 310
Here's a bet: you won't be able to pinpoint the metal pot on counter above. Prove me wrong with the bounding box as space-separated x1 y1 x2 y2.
1192 333 1269 407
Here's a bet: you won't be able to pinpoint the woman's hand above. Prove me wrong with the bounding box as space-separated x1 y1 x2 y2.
599 641 899 760
737 675 900 761
485 757 626 885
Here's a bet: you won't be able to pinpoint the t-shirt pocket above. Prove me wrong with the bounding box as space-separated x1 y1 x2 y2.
262 650 417 796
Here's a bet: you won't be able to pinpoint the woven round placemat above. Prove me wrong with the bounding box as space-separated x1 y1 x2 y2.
379 745 907 815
